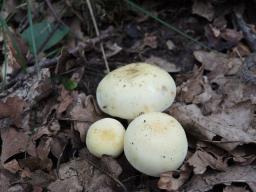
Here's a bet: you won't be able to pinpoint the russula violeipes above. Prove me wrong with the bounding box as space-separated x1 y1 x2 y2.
86 118 125 158
96 63 176 119
124 112 188 177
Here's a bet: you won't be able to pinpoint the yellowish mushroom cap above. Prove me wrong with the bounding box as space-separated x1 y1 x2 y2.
124 112 188 177
86 118 125 158
96 63 176 119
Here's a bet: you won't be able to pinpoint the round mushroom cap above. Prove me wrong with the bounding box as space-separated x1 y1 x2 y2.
124 112 188 177
96 63 176 119
86 118 125 158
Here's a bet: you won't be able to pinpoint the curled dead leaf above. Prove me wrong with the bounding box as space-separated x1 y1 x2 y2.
158 164 192 192
1 127 36 163
192 0 214 21
0 96 27 127
188 142 229 174
183 166 256 192
169 103 256 151
69 94 102 141
193 50 242 77
3 159 22 174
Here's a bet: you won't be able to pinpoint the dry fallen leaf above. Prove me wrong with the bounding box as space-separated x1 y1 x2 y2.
188 142 229 174
3 159 22 174
105 42 123 58
158 164 192 191
183 166 256 192
169 103 256 151
223 186 250 192
25 170 55 188
32 120 60 141
221 29 243 44
193 50 242 77
230 147 256 166
0 96 27 127
48 175 83 192
18 157 53 173
47 155 122 192
36 137 52 160
192 0 214 21
1 127 36 163
145 55 181 73
50 132 69 159
56 86 76 116
176 66 204 103
69 94 102 141
0 169 18 192
143 33 158 49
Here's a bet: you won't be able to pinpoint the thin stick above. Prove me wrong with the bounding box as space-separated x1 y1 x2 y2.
82 148 128 192
86 0 110 73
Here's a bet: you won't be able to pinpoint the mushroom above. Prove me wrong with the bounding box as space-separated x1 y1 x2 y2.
96 63 176 119
124 112 188 177
86 118 125 158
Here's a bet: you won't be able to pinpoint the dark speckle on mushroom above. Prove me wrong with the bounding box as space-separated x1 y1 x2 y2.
161 86 168 92
103 106 107 109
162 155 166 159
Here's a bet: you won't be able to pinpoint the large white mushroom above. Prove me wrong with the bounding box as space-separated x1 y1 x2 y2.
96 63 176 119
124 112 188 177
86 118 125 158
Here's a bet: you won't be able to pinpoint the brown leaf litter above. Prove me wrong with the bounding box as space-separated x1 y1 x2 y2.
183 165 256 192
0 96 27 127
1 127 36 163
68 93 103 141
187 142 229 174
47 154 123 192
158 164 192 192
171 50 256 151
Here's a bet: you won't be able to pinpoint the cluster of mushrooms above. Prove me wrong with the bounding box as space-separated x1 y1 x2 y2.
86 63 188 177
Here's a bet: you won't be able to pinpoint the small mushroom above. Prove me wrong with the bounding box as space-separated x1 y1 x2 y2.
86 118 125 158
124 112 188 177
96 63 176 119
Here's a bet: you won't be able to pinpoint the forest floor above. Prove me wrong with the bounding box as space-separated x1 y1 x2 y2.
0 0 256 191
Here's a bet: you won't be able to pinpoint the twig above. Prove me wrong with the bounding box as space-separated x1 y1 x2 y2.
56 142 68 179
86 0 110 73
65 0 84 22
234 11 256 52
81 148 128 192
45 0 67 27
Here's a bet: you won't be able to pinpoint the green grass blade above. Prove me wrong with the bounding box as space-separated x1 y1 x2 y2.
27 0 39 77
124 0 210 50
